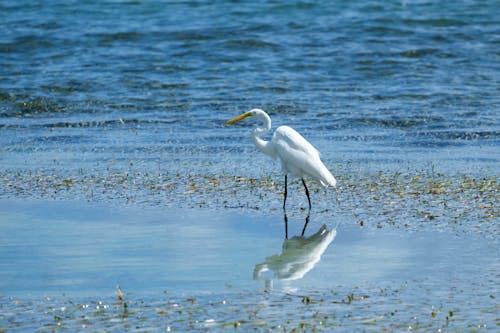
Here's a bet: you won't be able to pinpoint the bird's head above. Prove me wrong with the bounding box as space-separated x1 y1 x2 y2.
225 109 266 125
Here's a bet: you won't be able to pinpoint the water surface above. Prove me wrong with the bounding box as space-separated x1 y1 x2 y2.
1 199 497 296
1 0 499 177
0 199 498 331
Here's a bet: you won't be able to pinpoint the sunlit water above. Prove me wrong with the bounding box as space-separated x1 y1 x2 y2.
1 0 499 177
1 200 498 331
0 199 497 296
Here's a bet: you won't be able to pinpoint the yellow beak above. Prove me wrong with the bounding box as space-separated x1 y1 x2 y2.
225 112 252 125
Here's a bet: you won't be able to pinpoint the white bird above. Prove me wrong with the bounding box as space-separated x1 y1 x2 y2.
226 108 336 210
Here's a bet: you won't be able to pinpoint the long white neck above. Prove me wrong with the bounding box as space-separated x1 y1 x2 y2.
251 110 275 158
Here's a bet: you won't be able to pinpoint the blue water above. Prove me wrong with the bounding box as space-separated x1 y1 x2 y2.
0 0 499 177
1 199 497 299
1 199 498 332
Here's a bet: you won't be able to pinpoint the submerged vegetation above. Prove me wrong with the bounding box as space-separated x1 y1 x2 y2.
1 169 498 236
2 169 497 333
1 283 497 332
1 168 497 333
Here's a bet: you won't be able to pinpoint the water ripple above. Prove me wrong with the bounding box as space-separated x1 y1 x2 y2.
0 0 498 172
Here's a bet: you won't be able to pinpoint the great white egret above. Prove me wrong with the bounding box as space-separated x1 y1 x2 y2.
226 109 336 210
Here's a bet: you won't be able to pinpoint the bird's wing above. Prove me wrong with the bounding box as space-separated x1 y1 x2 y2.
273 126 320 158
273 126 336 187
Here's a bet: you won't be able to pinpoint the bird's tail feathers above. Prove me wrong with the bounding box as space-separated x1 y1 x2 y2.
318 165 336 188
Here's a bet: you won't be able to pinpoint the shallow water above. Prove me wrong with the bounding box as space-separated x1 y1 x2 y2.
0 199 497 297
0 199 498 331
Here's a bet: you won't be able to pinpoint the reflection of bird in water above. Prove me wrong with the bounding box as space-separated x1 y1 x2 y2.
254 224 336 283
226 109 336 211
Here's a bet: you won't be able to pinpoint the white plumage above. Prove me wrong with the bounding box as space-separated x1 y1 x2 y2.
226 108 336 210
272 125 336 187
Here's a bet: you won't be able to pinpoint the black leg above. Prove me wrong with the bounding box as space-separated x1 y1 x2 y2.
301 178 312 211
283 175 288 239
283 210 288 239
283 174 288 210
301 211 310 236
